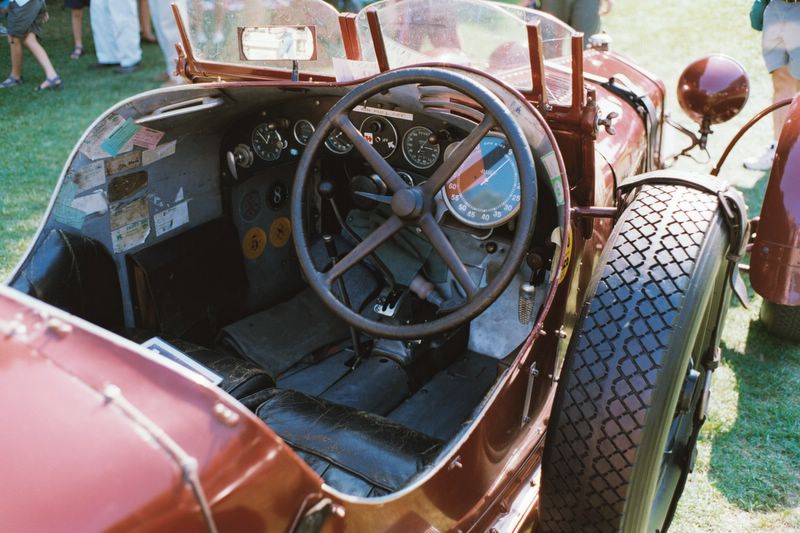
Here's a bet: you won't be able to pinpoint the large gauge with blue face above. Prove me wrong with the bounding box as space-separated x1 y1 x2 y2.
442 136 520 228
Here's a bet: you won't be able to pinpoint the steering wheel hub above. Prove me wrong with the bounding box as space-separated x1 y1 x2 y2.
391 188 425 219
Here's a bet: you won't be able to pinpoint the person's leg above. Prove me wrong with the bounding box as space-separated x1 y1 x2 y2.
71 8 82 48
7 34 23 78
111 0 142 70
150 0 186 82
771 65 798 135
23 31 58 82
570 0 601 43
90 0 118 65
139 0 156 42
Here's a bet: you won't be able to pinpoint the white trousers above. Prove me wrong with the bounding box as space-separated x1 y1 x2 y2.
90 0 142 68
149 0 187 81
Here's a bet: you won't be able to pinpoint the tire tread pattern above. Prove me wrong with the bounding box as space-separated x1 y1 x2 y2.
540 185 719 532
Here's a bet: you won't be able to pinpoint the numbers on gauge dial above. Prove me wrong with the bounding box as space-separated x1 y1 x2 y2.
293 119 315 146
252 123 287 161
325 129 354 154
402 126 441 169
442 136 520 229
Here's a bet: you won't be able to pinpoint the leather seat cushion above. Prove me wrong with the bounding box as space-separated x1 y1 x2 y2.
255 389 443 494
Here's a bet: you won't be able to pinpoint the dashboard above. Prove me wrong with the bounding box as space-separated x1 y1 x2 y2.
222 98 522 231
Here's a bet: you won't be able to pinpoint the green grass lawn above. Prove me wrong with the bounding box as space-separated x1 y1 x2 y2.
0 1 798 531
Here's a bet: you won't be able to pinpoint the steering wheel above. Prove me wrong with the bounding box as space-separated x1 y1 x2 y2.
292 67 538 340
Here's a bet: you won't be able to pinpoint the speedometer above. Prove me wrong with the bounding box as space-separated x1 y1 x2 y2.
442 136 520 228
402 126 440 169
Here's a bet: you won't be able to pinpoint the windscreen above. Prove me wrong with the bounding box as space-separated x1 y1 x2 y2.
355 0 575 104
179 0 345 76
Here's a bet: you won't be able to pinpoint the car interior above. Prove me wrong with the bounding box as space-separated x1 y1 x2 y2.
10 76 566 497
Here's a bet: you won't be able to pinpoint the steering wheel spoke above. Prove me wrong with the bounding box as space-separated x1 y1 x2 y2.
421 114 495 197
419 215 478 299
334 115 409 193
324 215 405 284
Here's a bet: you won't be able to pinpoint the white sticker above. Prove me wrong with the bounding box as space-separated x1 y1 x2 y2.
110 197 151 253
72 161 106 193
353 104 413 122
175 187 184 203
71 191 108 216
142 140 177 166
542 151 560 178
154 201 190 237
332 57 380 83
79 114 127 161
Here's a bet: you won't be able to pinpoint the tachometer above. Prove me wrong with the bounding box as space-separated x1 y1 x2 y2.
402 126 440 169
252 123 287 161
293 119 315 146
442 136 520 228
325 129 354 154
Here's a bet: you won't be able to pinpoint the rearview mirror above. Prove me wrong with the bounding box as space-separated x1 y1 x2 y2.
238 25 318 61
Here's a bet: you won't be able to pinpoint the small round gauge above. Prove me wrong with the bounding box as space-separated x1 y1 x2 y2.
252 123 287 161
397 171 415 187
359 116 398 159
325 129 354 154
403 126 441 169
293 119 315 146
442 136 520 229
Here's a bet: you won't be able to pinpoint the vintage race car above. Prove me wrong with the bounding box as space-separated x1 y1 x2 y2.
2 0 798 531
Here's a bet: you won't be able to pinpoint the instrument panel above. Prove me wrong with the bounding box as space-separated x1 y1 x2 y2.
225 103 521 230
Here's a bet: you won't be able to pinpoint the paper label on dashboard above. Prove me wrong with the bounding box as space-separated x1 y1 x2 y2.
110 197 150 253
132 127 165 150
101 119 141 157
72 160 106 193
142 140 177 166
154 201 189 237
79 114 127 161
333 57 380 83
353 104 413 121
71 190 108 216
52 181 86 229
105 151 143 176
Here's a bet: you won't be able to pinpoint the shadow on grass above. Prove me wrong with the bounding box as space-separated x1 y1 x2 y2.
709 313 800 512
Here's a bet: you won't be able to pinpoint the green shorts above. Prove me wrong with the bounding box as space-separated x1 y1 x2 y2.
7 0 46 38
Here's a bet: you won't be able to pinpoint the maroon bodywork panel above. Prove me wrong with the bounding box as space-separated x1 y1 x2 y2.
751 94 800 306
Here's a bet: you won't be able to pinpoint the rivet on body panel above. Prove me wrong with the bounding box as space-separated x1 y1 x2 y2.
213 403 240 426
46 318 73 338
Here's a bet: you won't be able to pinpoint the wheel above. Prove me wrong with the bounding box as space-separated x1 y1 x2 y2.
760 300 800 342
291 67 545 340
540 184 730 532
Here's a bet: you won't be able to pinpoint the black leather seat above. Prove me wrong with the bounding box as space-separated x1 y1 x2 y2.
253 389 443 497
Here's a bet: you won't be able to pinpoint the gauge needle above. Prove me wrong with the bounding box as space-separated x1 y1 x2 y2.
479 157 511 186
258 131 270 144
353 191 392 204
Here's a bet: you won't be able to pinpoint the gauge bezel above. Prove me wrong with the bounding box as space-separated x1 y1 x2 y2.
325 129 354 155
251 123 285 162
402 126 441 170
293 119 315 146
441 136 520 229
359 116 398 159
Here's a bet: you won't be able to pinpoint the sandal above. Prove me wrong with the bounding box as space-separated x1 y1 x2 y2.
69 46 84 60
0 75 23 88
35 75 62 91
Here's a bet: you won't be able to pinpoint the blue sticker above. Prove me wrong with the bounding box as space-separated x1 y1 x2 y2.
100 119 141 157
52 181 86 229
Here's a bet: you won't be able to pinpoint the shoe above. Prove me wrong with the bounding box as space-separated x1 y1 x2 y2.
0 75 23 88
69 46 84 60
114 62 141 74
743 141 777 171
88 62 119 69
34 75 62 91
141 33 158 45
0 25 7 36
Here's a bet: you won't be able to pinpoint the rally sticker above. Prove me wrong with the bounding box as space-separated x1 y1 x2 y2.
243 227 268 259
154 201 189 237
101 119 141 157
72 160 106 193
79 114 126 160
269 217 292 248
353 105 413 121
142 140 177 166
105 151 143 176
110 197 151 253
108 171 148 203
